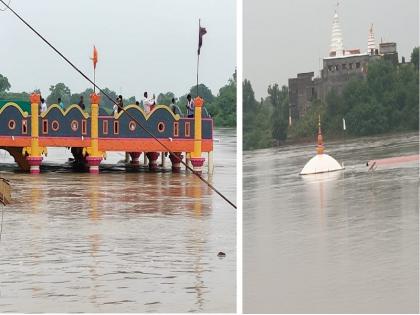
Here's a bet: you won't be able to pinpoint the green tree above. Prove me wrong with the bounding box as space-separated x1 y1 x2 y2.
176 84 214 115
267 84 289 143
346 100 388 136
301 55 420 139
210 74 236 126
411 46 419 70
157 92 175 105
288 99 326 141
3 91 30 101
0 74 11 97
124 96 136 105
189 83 215 103
243 79 273 150
46 82 71 106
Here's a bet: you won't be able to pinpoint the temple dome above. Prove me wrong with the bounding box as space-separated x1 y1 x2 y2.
300 153 344 175
300 115 344 175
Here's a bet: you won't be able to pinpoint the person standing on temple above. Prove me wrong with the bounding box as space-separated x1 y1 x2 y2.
150 94 157 112
78 96 85 110
169 97 177 115
40 98 47 113
58 97 65 110
117 95 123 113
143 91 154 114
113 97 119 115
186 94 194 118
143 91 150 113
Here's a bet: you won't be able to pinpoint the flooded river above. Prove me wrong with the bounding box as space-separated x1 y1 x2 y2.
244 132 418 313
0 128 236 313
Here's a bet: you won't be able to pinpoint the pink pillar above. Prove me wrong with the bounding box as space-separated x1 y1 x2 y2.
190 157 205 174
86 156 102 174
146 152 160 170
26 156 43 174
129 152 141 166
169 152 183 173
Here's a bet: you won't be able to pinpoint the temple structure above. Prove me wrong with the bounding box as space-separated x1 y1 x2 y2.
367 24 376 54
329 9 344 57
0 94 213 174
289 6 399 122
300 116 344 175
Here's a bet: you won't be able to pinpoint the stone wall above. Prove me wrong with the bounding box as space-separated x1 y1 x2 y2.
289 72 316 120
288 44 398 122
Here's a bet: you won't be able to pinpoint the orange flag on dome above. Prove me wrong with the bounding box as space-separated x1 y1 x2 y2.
91 45 98 69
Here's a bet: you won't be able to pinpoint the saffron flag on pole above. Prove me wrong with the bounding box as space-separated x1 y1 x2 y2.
198 23 207 55
91 45 98 69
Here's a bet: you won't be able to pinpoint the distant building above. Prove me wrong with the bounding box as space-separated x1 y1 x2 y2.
288 7 399 122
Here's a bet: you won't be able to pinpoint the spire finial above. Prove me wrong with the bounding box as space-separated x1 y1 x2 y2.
316 114 324 154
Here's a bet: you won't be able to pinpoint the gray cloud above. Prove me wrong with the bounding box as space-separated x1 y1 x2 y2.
1 0 235 100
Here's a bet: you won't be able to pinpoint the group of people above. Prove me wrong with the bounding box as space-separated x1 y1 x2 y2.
112 92 155 115
36 92 195 117
113 91 195 118
37 96 85 113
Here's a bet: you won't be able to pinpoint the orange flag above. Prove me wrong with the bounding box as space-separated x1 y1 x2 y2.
91 45 98 69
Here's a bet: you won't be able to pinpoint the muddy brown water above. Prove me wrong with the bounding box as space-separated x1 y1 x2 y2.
244 132 418 313
0 128 236 313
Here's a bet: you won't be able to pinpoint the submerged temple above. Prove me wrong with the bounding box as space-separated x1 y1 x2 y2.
300 116 344 175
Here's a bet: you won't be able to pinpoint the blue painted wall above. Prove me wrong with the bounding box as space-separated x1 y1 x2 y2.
0 103 213 141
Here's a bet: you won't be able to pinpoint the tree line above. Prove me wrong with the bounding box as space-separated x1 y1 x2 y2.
0 70 236 128
244 47 419 150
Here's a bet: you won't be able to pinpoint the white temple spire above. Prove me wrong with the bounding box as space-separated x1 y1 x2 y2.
367 23 376 54
329 3 344 57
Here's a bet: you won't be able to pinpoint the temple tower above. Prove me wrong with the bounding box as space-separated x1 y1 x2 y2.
329 6 344 57
367 23 376 54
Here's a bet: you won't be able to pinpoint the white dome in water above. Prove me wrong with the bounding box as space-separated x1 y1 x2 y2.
300 153 344 175
300 115 344 175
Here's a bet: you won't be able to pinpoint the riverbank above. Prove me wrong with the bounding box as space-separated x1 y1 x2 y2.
244 129 419 152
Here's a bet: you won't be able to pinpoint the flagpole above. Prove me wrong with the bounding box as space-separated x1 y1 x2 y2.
196 18 200 97
92 46 97 94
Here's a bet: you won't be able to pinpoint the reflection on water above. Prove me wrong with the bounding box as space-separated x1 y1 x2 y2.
0 129 236 313
244 132 419 313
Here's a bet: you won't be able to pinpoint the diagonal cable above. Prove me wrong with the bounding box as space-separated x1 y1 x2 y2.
0 0 236 209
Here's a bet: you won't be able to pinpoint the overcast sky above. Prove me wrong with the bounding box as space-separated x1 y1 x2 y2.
244 0 419 99
1 0 235 100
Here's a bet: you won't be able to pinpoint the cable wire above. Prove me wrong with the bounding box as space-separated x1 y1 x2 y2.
0 0 236 209
0 0 10 11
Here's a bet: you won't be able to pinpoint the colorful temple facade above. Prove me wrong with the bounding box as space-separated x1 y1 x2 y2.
0 93 213 174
